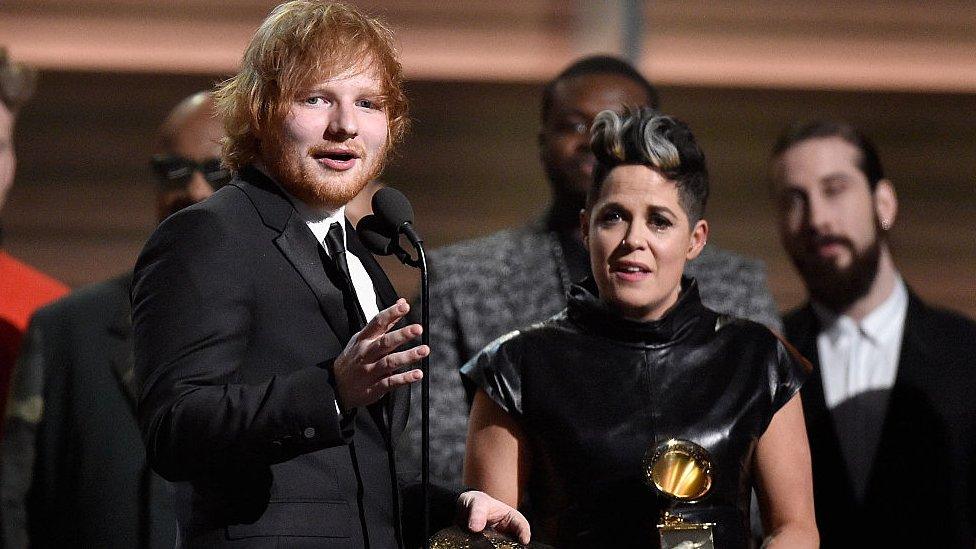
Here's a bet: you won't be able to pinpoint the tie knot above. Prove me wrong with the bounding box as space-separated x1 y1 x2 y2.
325 221 345 257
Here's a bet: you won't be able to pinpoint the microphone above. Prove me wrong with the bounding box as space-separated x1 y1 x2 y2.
356 214 417 267
371 187 424 249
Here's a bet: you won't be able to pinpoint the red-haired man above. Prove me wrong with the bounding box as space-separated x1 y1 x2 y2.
131 2 528 547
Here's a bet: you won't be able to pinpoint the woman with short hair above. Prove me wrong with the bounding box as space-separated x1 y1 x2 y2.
462 108 818 548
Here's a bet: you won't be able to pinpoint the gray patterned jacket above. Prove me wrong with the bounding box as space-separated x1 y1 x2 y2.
403 219 781 486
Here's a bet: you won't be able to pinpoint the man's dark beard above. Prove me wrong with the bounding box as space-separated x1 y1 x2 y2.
794 233 881 312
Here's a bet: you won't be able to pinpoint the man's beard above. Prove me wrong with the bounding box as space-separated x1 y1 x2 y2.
791 229 882 312
263 134 384 210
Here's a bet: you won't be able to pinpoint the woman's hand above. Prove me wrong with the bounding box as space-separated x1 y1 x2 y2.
457 490 531 544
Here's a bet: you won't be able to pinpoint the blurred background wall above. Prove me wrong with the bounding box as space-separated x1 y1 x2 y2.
1 0 974 317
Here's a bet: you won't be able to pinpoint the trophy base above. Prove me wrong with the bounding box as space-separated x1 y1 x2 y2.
657 521 715 549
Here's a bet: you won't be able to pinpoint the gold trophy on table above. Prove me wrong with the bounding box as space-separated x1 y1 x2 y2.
644 438 716 549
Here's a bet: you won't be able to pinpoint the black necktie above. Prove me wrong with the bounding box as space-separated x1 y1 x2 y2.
325 222 367 330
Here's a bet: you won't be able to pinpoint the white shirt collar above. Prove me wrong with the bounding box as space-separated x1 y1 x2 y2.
812 275 908 343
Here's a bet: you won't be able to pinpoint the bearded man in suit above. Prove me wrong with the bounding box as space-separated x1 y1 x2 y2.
769 119 976 547
131 2 527 547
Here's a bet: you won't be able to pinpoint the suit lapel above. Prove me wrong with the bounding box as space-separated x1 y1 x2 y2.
794 310 831 440
274 217 354 343
891 292 928 381
234 167 355 344
789 305 860 510
864 292 927 502
791 307 843 461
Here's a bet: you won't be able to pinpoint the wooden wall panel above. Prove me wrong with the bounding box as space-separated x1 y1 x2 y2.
3 71 974 319
2 0 975 91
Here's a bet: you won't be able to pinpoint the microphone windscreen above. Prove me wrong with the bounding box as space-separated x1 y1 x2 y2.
371 187 415 231
356 214 395 256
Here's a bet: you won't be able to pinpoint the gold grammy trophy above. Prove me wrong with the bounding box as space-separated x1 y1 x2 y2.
643 439 716 549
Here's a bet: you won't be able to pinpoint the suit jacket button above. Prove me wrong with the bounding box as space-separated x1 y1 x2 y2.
303 427 316 439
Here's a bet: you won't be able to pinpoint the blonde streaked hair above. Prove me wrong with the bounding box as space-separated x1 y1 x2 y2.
215 1 409 171
588 107 709 221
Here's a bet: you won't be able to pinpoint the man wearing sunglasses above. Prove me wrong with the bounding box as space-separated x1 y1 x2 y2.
150 93 230 220
1 91 222 549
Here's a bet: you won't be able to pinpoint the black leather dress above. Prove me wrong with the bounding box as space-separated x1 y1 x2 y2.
462 278 808 548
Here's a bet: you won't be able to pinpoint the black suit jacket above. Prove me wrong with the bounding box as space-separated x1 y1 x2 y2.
1 274 175 548
132 167 411 548
785 292 976 548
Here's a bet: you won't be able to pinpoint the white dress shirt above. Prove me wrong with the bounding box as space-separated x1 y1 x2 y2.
290 200 380 324
253 164 380 323
813 276 908 409
812 275 908 499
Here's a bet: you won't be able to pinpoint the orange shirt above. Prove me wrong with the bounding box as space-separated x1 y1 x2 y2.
0 251 69 436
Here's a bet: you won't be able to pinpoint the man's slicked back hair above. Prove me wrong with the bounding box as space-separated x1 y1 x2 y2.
771 119 885 191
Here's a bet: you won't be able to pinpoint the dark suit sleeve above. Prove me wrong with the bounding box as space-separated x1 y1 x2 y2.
132 207 346 482
1 310 54 549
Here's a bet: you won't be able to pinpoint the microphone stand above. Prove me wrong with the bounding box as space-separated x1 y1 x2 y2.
417 243 430 549
395 224 430 548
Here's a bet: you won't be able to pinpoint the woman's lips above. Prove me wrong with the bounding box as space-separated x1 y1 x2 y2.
611 264 652 282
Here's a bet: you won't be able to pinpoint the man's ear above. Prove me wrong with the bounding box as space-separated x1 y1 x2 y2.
874 179 898 231
579 209 589 248
686 219 708 260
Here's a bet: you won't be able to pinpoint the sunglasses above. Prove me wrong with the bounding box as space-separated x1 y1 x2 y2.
150 155 233 190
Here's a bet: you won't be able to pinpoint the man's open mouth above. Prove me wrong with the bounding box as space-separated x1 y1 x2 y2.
314 150 359 161
312 148 361 171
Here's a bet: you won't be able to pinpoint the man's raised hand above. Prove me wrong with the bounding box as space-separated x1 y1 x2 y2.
332 299 427 411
